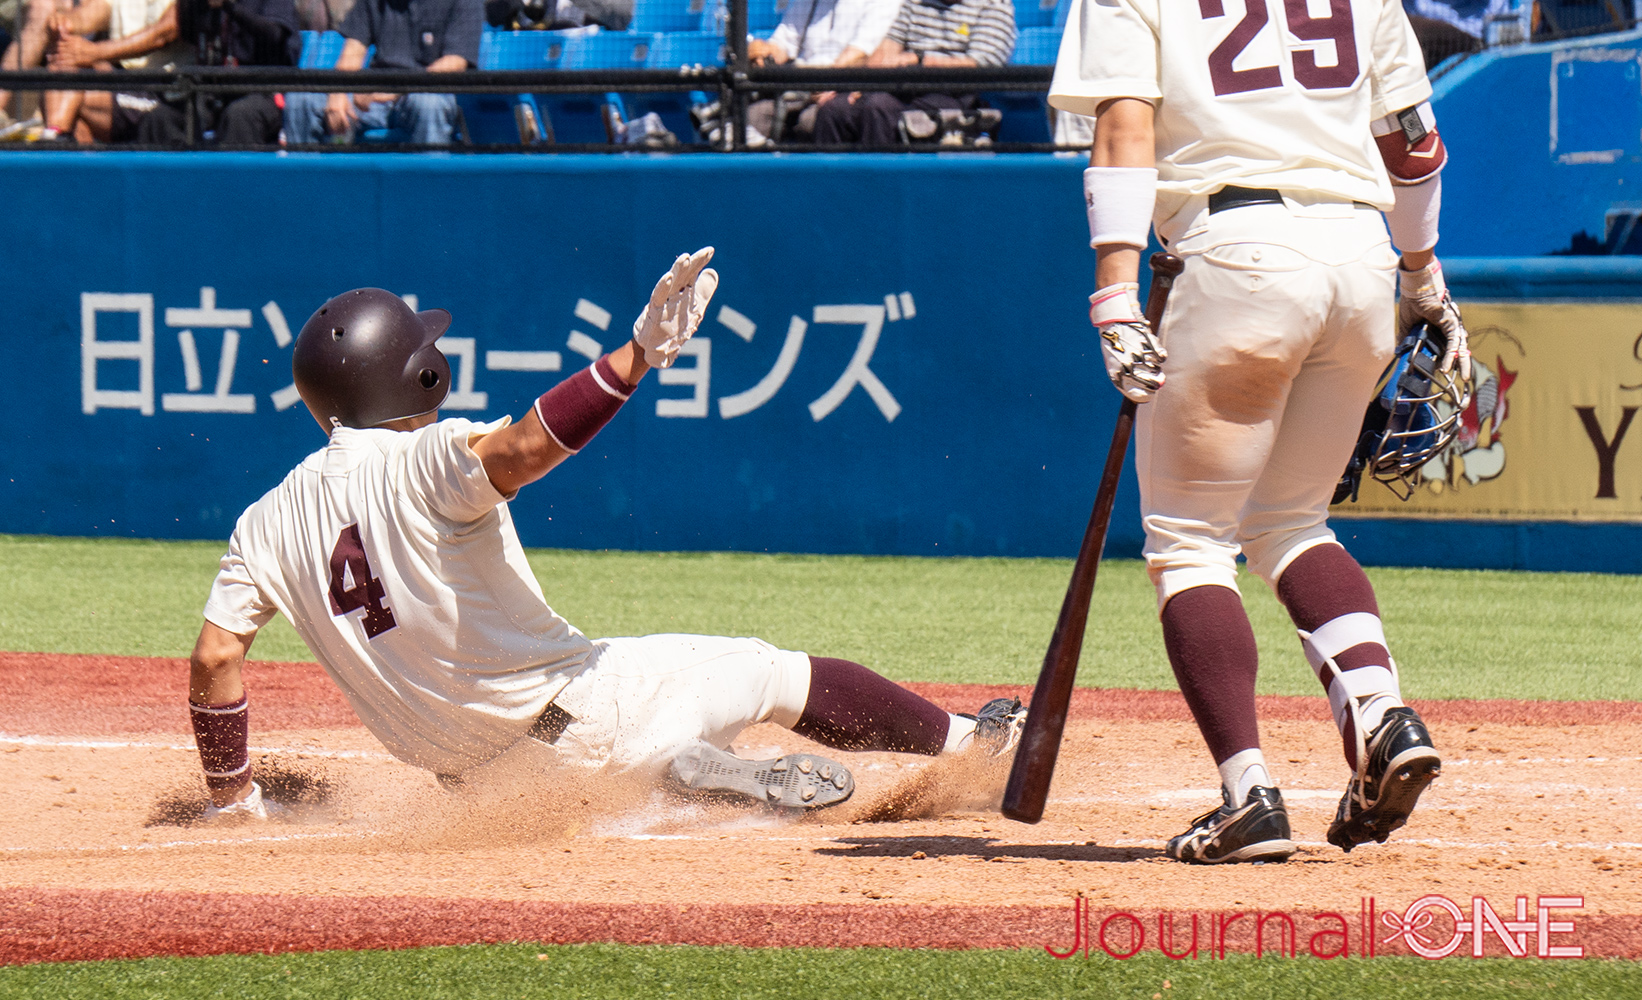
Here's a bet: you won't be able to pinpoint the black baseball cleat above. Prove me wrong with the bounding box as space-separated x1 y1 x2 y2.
1327 706 1442 852
668 742 854 810
965 697 1027 757
1166 786 1296 864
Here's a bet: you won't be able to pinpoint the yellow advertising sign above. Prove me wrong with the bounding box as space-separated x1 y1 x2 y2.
1336 301 1642 522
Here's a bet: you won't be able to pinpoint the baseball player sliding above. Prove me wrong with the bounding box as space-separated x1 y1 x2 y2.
187 249 1025 821
1050 1 1465 860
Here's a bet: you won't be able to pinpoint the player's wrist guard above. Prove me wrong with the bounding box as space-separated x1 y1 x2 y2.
190 694 250 793
535 354 636 454
1083 166 1157 249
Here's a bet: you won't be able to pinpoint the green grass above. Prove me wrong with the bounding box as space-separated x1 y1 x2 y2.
2 534 1640 701
1 944 1636 1000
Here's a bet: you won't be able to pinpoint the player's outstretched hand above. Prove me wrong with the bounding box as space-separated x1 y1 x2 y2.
1398 258 1471 381
199 781 277 825
633 247 719 369
1090 282 1167 402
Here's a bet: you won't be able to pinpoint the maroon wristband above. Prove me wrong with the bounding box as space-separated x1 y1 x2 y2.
190 695 250 792
534 354 636 454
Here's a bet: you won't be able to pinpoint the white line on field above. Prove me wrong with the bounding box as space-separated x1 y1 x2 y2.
0 829 386 855
0 734 396 761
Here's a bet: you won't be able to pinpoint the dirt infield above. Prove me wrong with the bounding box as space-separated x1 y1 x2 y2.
3 652 1640 965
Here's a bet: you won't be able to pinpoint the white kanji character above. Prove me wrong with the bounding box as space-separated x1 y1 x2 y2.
81 293 155 415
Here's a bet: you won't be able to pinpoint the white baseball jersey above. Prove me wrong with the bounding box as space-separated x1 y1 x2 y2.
1048 0 1431 211
204 418 594 774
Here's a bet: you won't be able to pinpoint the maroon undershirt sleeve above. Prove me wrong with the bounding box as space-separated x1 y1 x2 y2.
533 354 638 453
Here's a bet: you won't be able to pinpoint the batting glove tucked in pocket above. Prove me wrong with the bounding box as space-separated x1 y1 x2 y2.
1397 259 1470 381
1090 282 1167 402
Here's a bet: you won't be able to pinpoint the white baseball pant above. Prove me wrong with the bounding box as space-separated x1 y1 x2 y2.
1139 196 1400 609
546 634 813 774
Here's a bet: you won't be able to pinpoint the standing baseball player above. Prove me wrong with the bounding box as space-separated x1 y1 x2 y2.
188 248 1025 821
1049 1 1467 860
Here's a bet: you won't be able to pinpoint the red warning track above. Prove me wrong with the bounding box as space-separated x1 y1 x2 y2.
5 888 1638 964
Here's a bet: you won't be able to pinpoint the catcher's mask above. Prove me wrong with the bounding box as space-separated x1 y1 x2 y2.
1333 319 1472 504
292 288 452 430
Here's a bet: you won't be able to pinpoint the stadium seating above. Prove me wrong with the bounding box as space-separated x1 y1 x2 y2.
1009 25 1060 65
645 30 724 68
1014 0 1059 27
631 0 711 34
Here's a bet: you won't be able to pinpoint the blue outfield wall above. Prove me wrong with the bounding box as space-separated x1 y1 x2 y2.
2 152 1639 573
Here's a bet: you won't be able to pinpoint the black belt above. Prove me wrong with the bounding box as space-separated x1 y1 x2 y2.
1208 186 1284 214
1209 185 1376 214
528 701 576 744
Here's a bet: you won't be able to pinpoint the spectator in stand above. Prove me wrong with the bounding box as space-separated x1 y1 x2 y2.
292 0 353 30
743 0 901 144
0 0 76 131
812 0 1013 146
283 0 480 146
37 0 196 142
136 0 300 144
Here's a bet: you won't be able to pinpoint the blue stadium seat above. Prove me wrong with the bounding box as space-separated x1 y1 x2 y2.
1014 0 1059 28
1053 0 1073 28
481 28 570 68
562 30 654 69
981 92 1052 142
1010 25 1061 65
632 32 721 139
297 30 346 68
1536 0 1628 38
646 30 724 67
744 0 788 32
630 0 709 34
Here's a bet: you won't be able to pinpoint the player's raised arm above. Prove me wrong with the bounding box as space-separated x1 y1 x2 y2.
473 248 718 496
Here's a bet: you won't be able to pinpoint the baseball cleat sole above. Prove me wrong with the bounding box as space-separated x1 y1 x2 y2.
1179 839 1297 864
668 742 854 810
1327 749 1441 852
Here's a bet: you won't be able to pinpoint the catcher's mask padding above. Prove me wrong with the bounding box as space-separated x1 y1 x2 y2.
293 289 452 429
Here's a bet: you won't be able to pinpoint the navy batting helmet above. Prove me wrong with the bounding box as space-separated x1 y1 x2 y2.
1334 320 1473 504
292 289 452 429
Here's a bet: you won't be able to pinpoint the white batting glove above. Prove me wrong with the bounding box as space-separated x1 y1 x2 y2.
1398 259 1471 381
1090 282 1166 402
632 247 719 369
200 781 273 825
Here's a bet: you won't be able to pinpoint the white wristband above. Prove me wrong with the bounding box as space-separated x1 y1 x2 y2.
1084 166 1157 249
1385 173 1441 253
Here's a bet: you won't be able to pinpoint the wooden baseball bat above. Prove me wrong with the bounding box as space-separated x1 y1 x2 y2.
1002 251 1185 824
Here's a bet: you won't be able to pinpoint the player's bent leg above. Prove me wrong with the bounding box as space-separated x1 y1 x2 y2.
1273 543 1441 851
547 634 858 809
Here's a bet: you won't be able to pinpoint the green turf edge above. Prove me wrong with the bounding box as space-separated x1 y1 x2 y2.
0 943 1634 1000
3 534 1640 701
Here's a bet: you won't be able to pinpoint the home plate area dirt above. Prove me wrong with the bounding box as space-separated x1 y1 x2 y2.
2 652 1640 964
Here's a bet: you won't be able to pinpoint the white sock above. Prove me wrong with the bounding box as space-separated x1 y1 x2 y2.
1355 692 1402 735
943 713 977 754
1218 748 1272 805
